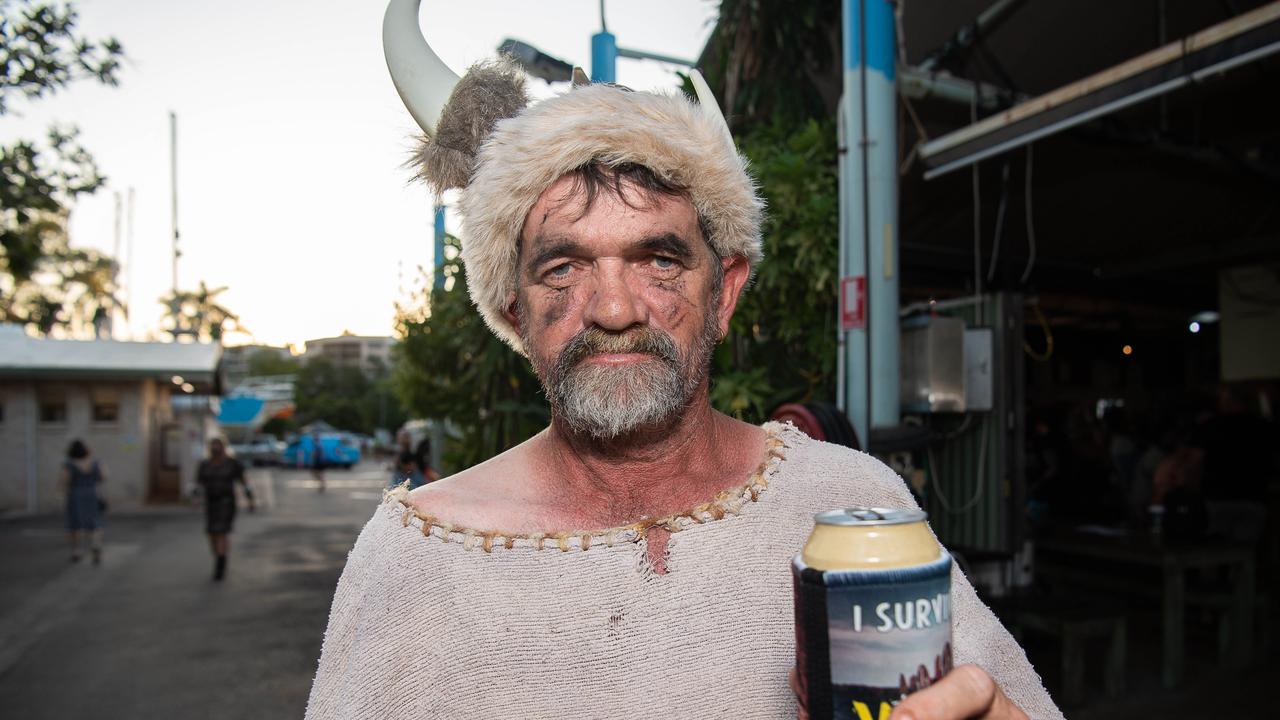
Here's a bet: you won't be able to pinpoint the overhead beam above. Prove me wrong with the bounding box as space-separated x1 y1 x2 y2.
918 0 1029 73
920 2 1280 179
898 66 1021 109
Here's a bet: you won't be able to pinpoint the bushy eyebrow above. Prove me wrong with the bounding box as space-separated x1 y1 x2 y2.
525 237 588 272
637 233 695 260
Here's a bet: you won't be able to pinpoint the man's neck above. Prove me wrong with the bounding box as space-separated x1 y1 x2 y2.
537 393 760 526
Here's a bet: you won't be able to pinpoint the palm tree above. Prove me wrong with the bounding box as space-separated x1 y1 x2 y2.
160 280 244 342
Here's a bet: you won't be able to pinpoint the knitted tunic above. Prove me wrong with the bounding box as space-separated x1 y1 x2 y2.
305 423 1063 719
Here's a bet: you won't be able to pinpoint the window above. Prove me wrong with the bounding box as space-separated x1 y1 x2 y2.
92 402 119 423
40 400 67 424
92 388 120 424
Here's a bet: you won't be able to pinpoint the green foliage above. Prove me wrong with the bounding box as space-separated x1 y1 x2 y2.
159 281 244 341
294 357 408 436
0 1 125 336
702 0 839 130
246 348 300 377
394 237 547 472
0 0 124 114
711 117 840 421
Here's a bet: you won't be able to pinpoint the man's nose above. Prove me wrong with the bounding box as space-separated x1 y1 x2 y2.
583 261 648 331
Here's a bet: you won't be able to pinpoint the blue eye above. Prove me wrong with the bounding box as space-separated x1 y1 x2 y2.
548 263 572 277
652 256 677 269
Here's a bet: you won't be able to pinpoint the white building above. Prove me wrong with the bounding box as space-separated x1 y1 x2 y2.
0 325 222 515
303 333 395 373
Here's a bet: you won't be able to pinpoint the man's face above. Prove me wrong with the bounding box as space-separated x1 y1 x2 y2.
506 173 747 440
209 439 225 459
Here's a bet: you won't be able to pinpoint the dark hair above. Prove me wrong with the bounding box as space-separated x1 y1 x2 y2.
398 450 417 466
562 162 714 250
67 439 89 459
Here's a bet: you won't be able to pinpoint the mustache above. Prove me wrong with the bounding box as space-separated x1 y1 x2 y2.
552 326 680 375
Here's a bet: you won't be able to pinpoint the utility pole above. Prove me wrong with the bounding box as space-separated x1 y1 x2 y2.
169 111 188 339
839 0 900 448
433 205 446 290
125 187 135 339
591 1 617 82
588 1 693 84
170 111 180 299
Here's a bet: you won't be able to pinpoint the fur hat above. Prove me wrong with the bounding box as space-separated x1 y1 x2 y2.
413 66 764 354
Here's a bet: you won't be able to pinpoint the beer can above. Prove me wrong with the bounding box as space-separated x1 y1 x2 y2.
792 507 953 720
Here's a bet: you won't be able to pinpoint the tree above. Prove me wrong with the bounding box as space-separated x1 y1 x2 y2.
295 356 408 436
698 0 842 421
394 237 547 471
246 348 300 377
0 0 123 114
159 281 245 342
710 118 839 420
0 1 126 336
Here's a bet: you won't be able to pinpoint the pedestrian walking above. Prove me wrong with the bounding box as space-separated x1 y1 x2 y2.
390 451 425 490
60 439 105 564
197 438 255 581
310 431 327 493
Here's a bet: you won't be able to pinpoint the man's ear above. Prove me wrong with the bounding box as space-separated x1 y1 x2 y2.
502 291 521 334
715 254 751 339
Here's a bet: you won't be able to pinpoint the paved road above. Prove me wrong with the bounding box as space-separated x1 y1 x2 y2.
0 461 389 719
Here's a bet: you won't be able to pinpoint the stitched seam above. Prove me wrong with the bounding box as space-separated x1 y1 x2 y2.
387 423 795 552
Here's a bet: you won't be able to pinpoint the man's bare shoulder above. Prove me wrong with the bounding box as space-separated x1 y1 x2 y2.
402 432 547 531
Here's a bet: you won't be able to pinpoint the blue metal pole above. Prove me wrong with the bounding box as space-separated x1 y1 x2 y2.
841 0 899 447
591 31 617 83
433 204 446 291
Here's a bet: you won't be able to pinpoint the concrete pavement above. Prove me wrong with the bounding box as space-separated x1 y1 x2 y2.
0 461 391 719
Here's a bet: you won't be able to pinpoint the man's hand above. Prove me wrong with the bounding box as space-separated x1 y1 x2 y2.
889 665 1028 720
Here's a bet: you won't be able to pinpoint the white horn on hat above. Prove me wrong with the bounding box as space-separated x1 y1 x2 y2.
383 0 461 134
688 69 735 151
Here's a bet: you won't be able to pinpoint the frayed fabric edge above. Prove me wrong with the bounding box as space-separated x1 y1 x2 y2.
387 423 795 553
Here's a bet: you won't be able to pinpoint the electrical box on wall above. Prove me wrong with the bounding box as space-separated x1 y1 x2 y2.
964 328 994 411
900 315 966 412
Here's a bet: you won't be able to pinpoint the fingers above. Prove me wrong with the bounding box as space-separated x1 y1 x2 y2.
890 665 1027 720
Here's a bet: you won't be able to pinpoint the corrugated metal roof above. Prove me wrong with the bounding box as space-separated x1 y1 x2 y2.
0 325 221 379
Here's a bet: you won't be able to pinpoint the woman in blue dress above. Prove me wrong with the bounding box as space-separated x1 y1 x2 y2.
60 439 105 564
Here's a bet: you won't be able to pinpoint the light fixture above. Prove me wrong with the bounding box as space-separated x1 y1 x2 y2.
1190 310 1221 324
1189 322 1201 334
171 375 184 385
181 383 195 393
1122 345 1133 356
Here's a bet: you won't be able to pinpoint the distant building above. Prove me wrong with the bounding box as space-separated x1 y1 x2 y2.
0 325 223 514
303 332 395 374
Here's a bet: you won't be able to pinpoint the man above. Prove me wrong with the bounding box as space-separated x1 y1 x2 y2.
310 429 327 493
305 3 1060 718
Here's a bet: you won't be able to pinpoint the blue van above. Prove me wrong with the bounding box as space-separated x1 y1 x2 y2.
283 433 361 469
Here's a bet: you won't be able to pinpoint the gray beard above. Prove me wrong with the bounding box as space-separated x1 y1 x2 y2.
528 310 721 442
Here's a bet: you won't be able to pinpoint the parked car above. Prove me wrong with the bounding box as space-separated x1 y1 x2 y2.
282 433 361 469
229 435 286 466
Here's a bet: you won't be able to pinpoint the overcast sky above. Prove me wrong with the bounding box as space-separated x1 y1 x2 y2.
2 0 718 349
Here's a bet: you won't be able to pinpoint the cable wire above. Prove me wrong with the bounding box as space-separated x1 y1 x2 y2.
971 90 982 308
929 415 988 514
987 161 1011 283
1020 143 1037 285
